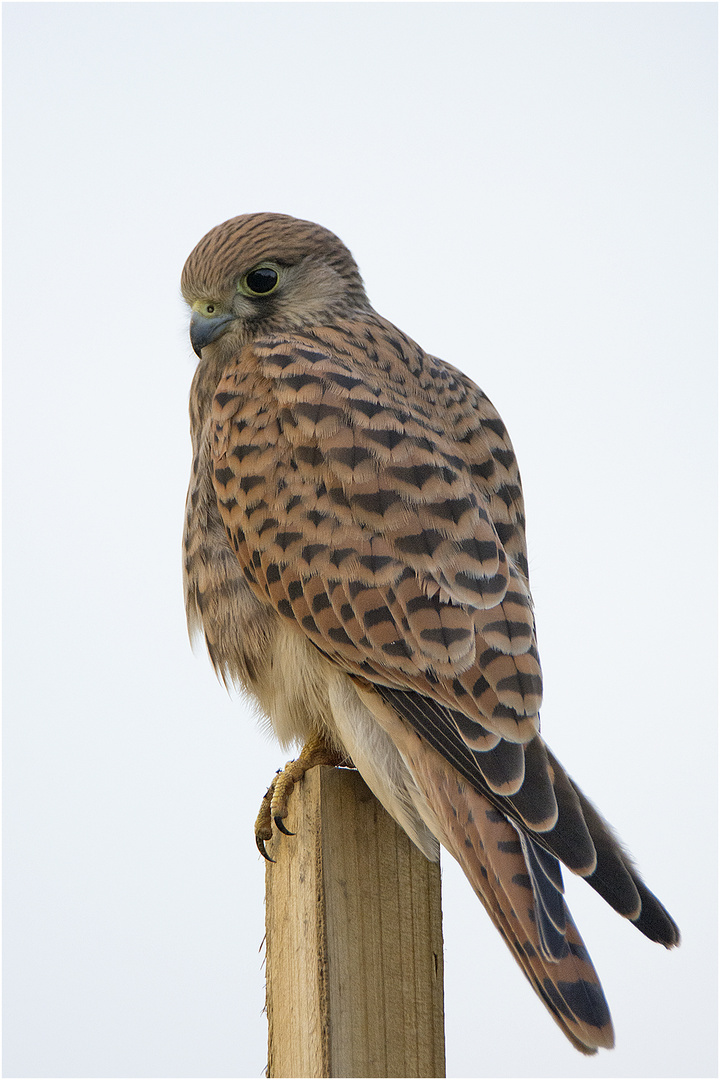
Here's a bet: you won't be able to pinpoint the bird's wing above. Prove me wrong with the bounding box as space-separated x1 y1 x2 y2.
210 322 683 917
211 322 541 752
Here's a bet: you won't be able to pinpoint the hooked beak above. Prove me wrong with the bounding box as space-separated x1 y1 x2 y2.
190 309 236 358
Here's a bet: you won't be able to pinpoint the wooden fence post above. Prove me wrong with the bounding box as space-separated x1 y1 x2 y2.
265 765 445 1078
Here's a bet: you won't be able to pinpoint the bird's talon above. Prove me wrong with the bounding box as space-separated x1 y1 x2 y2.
253 735 345 854
256 836 275 862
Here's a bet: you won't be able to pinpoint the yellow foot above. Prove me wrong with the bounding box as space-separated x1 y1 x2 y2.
255 734 349 860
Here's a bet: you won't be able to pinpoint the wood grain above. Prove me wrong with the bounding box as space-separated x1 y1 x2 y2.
265 766 445 1078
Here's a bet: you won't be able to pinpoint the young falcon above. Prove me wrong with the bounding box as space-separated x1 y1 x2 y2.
181 212 679 1054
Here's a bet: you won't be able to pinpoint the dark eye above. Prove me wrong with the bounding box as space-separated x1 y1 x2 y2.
243 266 280 296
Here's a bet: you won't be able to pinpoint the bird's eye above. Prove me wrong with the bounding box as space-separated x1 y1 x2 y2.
240 264 280 296
205 304 215 314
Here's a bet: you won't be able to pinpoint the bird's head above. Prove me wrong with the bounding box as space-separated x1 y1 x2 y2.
181 212 370 358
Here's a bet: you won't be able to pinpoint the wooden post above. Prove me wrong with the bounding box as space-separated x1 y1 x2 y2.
265 765 445 1079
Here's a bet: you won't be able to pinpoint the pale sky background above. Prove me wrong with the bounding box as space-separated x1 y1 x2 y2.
3 2 717 1078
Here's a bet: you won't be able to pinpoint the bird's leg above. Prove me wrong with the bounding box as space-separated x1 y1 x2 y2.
255 732 349 860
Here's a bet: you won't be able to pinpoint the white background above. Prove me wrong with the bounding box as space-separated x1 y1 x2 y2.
3 3 717 1077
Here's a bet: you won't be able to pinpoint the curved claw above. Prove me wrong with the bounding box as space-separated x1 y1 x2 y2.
274 817 295 836
256 835 275 862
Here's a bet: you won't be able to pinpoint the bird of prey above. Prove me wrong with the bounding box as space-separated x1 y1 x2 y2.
181 212 678 1054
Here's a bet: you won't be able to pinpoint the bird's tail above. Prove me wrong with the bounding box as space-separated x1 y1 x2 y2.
427 757 615 1054
355 681 679 1052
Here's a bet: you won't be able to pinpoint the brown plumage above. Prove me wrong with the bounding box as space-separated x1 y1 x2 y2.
181 212 679 1054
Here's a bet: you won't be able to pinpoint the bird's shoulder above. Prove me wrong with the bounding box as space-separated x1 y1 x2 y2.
214 318 528 577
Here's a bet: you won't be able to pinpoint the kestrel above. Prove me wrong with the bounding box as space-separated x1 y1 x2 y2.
181 213 679 1054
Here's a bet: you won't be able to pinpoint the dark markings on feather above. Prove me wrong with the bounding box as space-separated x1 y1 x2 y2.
301 544 327 563
389 464 437 489
330 548 355 568
458 537 498 563
277 599 294 618
496 671 543 698
395 530 445 557
483 619 530 641
382 640 414 658
439 452 466 470
472 675 491 698
231 444 259 464
275 531 303 551
420 626 472 646
281 373 324 391
454 571 505 596
453 712 492 747
294 402 344 424
494 521 516 545
497 839 523 854
257 517 279 537
491 703 524 721
469 459 496 480
429 497 475 523
214 466 235 486
302 615 319 633
512 873 532 890
239 475 265 494
364 606 395 628
293 346 329 363
352 399 385 419
287 580 304 601
496 483 522 508
214 391 239 408
364 428 405 450
327 372 364 391
406 595 440 615
352 490 403 515
311 592 331 613
327 445 373 469
568 941 591 963
548 979 611 1029
264 353 294 371
348 580 372 599
328 626 353 646
359 553 394 573
481 418 505 438
328 487 351 507
295 445 325 467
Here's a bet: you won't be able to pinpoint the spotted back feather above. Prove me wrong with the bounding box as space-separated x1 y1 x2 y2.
211 329 541 743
